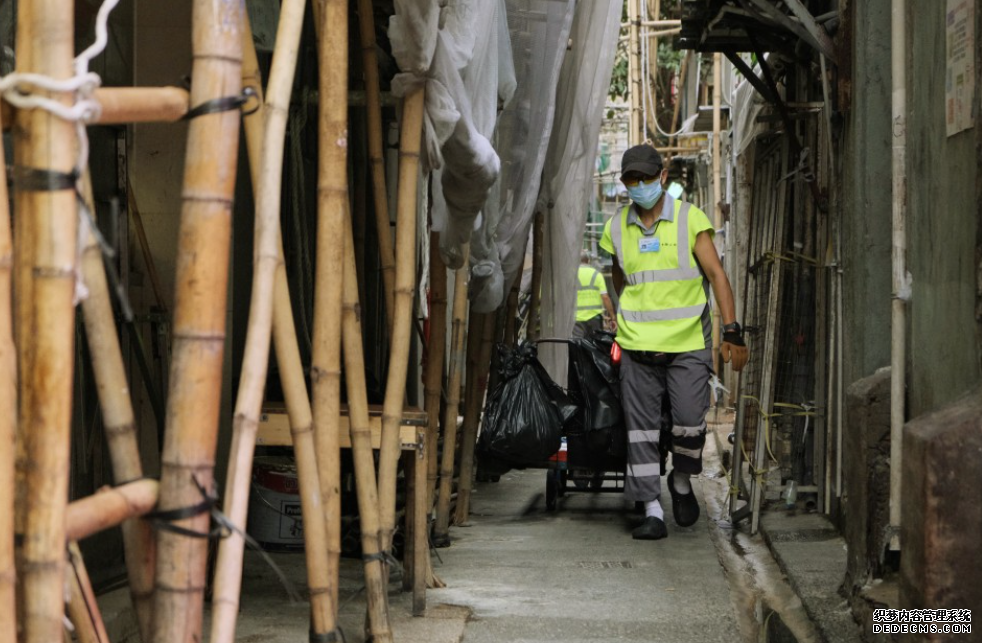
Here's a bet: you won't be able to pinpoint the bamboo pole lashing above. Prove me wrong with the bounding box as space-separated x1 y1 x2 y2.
310 0 348 623
151 1 244 640
16 0 79 639
356 0 396 335
0 91 16 643
433 246 470 546
424 232 448 510
341 204 394 643
79 169 156 641
378 86 425 567
455 310 496 525
66 542 110 643
210 3 334 641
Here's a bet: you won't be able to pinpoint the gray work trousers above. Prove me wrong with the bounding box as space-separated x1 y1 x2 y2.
619 348 713 502
573 314 604 338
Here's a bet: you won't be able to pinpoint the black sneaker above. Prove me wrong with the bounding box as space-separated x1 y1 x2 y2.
667 471 700 527
631 516 668 540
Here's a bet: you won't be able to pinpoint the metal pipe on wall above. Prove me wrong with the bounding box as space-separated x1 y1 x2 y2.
888 0 908 550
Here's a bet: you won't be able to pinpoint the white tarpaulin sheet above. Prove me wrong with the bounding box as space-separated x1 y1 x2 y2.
535 0 622 381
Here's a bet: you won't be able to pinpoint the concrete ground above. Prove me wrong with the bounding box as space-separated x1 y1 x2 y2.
98 420 854 643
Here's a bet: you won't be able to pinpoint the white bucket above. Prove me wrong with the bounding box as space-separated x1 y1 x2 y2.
247 457 304 549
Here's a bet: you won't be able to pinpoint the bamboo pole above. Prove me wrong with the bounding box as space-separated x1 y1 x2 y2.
668 52 689 152
79 170 156 641
66 543 110 643
433 247 470 546
378 87 425 567
239 7 342 633
528 209 544 340
210 2 326 641
711 53 722 374
424 233 448 510
0 95 16 643
11 9 33 634
356 0 396 334
627 0 642 144
455 310 495 525
65 480 159 542
16 0 78 639
1 87 191 129
310 0 348 619
341 206 394 643
151 1 243 640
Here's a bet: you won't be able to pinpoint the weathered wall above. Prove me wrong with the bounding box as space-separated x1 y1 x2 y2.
840 0 893 389
906 0 982 416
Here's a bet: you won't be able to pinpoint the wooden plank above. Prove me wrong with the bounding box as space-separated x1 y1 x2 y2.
257 406 426 449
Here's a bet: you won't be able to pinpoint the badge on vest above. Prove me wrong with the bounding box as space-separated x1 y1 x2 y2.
638 237 660 253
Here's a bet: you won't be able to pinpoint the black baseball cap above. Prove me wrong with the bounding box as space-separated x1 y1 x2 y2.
620 144 663 177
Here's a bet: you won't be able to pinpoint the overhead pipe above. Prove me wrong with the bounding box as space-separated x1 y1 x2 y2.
889 0 908 550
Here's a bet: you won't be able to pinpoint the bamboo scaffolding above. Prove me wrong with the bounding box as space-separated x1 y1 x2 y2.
65 479 159 542
424 233 447 510
151 1 243 640
16 0 79 639
209 1 307 640
455 310 495 525
378 87 425 569
66 542 109 643
0 97 15 643
310 0 348 620
78 169 156 641
341 206 393 643
356 0 396 334
239 8 341 634
433 247 470 546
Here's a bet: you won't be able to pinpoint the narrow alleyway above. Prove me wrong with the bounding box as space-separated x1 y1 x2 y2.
427 431 823 643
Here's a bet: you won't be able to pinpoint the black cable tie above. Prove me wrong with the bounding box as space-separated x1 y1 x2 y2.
11 166 79 192
144 496 215 524
310 627 346 643
362 551 386 564
181 86 259 121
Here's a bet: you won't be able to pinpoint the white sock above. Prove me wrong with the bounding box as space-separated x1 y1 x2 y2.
644 499 664 520
673 472 692 494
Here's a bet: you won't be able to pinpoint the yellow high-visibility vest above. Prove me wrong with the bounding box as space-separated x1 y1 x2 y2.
576 265 606 322
603 199 713 352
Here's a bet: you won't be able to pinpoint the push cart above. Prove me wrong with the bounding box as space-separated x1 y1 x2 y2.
533 335 629 511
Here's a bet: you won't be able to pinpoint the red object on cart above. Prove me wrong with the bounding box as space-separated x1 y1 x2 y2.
610 340 622 366
548 436 568 466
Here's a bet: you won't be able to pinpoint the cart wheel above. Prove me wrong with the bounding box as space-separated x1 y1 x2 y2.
558 470 568 497
546 470 558 510
589 472 604 490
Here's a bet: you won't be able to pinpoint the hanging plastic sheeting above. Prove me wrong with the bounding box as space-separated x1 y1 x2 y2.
535 0 622 383
389 1 506 282
731 57 767 157
493 0 577 306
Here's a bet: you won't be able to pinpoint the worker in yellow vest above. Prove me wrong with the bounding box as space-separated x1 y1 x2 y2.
574 252 616 338
599 144 748 540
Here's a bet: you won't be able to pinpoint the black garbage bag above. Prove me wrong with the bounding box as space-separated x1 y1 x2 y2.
566 330 623 434
478 343 573 468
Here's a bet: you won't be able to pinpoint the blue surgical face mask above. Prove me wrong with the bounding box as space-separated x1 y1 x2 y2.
627 179 664 209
